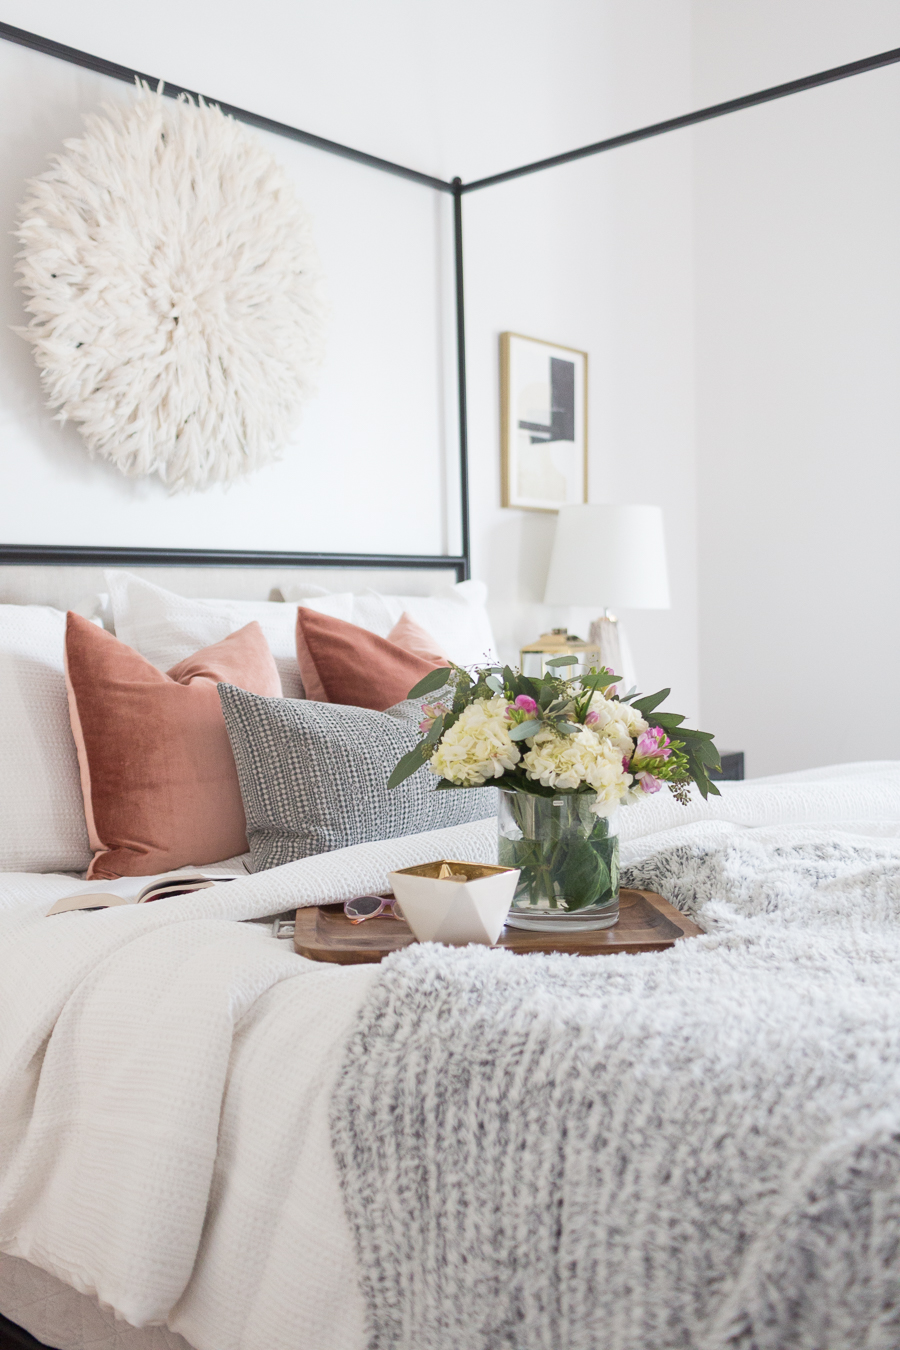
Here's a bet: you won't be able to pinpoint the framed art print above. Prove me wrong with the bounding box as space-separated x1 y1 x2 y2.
500 332 587 511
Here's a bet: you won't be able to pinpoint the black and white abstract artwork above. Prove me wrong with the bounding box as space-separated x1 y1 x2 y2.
500 332 587 511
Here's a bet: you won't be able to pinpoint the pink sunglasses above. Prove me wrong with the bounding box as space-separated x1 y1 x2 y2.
343 893 402 924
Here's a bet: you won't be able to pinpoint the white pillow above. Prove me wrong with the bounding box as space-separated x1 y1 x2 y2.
106 571 306 699
282 579 497 668
0 605 92 873
286 586 396 636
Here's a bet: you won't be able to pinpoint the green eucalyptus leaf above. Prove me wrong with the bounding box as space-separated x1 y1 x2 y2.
554 720 580 735
651 713 686 729
581 667 620 690
425 715 445 745
485 675 503 694
559 840 605 910
695 773 721 801
608 849 619 895
406 667 453 699
631 687 670 716
695 739 722 769
387 740 432 789
509 718 543 741
545 654 579 668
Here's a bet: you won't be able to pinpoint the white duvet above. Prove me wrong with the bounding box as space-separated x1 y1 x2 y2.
2 763 900 1350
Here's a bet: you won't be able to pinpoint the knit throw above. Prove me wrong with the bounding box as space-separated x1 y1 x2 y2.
331 824 900 1350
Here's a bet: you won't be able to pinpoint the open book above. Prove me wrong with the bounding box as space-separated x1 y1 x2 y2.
47 873 238 916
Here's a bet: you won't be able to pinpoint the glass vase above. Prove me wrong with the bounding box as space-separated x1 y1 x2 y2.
497 789 619 932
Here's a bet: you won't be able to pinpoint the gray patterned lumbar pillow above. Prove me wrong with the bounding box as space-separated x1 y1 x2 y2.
218 683 497 872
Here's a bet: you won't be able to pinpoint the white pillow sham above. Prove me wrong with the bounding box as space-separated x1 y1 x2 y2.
106 571 306 699
0 604 92 873
281 579 497 668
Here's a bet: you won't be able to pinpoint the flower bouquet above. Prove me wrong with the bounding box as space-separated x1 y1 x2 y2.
388 657 720 931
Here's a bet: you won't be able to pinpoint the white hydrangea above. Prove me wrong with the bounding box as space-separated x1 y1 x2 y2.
521 725 630 815
430 697 521 787
588 693 649 752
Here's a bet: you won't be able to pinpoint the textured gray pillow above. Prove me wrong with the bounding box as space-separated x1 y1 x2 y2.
218 683 497 872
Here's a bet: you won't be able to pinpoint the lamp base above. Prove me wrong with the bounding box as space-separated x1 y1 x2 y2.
588 616 623 685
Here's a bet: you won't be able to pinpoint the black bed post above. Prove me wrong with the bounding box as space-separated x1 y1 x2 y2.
452 177 471 581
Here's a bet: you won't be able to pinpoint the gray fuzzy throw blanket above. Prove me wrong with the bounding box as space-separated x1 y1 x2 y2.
330 825 900 1350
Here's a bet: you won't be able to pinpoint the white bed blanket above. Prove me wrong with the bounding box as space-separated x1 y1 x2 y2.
0 817 498 1350
1 764 899 1350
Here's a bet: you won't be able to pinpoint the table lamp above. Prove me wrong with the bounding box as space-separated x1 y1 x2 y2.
521 504 670 684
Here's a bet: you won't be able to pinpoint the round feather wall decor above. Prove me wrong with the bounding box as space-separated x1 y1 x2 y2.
15 91 326 492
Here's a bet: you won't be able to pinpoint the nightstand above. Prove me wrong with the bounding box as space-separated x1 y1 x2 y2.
710 752 744 781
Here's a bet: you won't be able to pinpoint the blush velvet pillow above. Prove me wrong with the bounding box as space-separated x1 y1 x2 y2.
64 612 282 879
295 607 449 711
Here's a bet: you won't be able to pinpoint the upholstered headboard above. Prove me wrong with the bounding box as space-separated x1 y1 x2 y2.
0 564 461 615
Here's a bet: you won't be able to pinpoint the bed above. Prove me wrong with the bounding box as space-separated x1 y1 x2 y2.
2 565 900 1350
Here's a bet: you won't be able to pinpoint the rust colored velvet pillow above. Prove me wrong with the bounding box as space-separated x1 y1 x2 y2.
295 607 446 711
64 612 282 879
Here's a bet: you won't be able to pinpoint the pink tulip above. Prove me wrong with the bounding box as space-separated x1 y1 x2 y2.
514 694 539 715
418 702 449 734
636 770 662 794
636 727 672 761
585 710 600 725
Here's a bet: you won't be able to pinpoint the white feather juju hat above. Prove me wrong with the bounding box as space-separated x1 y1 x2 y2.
15 90 326 492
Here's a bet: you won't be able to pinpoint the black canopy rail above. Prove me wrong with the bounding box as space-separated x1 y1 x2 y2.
0 543 468 582
1 19 898 577
462 44 900 192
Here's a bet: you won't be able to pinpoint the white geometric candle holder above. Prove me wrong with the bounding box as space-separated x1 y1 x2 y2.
388 860 520 946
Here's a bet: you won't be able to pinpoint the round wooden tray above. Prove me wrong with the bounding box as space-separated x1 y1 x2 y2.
294 888 701 964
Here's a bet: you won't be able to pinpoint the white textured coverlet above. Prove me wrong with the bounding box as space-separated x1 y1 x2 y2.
1 766 900 1350
0 818 497 1350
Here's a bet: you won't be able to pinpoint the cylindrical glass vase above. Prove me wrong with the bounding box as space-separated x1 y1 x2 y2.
497 789 619 932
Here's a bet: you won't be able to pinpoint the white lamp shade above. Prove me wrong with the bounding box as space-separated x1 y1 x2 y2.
543 504 671 609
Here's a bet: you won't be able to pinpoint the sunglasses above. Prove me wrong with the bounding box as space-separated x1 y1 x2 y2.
343 893 403 924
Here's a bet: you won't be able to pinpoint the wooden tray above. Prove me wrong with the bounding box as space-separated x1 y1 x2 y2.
294 888 702 964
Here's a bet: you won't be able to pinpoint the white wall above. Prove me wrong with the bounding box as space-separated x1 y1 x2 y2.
8 1 899 766
0 1 699 713
0 42 460 558
692 0 900 773
464 127 697 712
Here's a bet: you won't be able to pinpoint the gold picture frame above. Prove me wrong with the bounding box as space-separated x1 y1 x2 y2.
500 331 588 512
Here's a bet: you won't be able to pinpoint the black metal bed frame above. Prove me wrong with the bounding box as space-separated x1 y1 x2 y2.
1 21 898 582
0 25 899 1350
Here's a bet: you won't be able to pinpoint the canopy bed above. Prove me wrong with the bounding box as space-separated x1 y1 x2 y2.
1 21 900 1350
